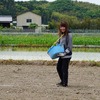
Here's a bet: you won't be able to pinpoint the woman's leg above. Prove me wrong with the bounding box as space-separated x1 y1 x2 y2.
57 57 63 82
62 58 70 86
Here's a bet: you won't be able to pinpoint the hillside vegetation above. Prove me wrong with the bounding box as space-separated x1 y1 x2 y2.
0 0 100 29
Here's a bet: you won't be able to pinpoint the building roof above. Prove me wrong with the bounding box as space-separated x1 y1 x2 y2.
0 16 12 22
17 12 41 18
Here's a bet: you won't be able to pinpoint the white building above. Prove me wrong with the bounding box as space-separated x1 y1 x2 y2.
17 12 42 32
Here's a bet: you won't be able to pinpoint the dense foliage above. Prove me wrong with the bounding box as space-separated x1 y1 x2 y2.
0 0 100 29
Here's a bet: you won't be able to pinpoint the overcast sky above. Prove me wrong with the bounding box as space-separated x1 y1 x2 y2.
15 0 100 5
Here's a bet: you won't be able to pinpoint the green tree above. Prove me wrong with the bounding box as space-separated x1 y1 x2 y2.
0 0 16 18
81 18 91 29
96 18 100 29
0 0 100 29
29 23 38 32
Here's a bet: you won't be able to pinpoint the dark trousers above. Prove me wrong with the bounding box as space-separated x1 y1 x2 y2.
57 57 71 85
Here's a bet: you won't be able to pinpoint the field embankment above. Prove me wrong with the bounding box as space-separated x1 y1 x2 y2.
0 60 100 67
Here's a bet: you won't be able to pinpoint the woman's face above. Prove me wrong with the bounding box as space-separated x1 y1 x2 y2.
60 26 66 33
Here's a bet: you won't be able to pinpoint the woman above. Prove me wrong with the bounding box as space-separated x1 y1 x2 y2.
56 21 72 87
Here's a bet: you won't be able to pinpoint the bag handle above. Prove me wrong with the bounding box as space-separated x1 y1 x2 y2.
52 34 64 46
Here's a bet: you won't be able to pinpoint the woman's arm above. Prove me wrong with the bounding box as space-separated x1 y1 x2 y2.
65 33 72 53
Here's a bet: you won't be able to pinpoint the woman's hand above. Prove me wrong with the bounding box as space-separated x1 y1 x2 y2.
57 52 66 57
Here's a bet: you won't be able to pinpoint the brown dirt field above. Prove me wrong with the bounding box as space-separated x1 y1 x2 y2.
0 61 100 100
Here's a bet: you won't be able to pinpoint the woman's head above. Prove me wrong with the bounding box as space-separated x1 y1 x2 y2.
58 21 69 36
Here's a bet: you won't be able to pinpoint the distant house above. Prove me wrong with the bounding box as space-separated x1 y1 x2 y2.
0 16 12 28
17 12 41 32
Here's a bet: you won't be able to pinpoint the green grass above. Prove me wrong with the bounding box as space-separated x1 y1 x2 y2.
73 34 100 45
0 33 100 46
0 34 58 46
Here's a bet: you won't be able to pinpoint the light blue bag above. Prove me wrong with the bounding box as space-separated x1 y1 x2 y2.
47 44 64 59
47 34 64 59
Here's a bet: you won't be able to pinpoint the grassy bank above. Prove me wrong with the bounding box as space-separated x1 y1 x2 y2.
0 46 100 52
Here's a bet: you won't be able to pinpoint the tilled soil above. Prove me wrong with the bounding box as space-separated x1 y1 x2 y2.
0 64 100 100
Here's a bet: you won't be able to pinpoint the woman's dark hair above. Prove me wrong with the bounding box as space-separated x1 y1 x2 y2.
58 21 69 36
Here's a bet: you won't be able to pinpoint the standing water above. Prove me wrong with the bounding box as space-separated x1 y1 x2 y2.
0 50 100 61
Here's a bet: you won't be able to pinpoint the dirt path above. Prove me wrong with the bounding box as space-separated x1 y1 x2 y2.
0 64 100 100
